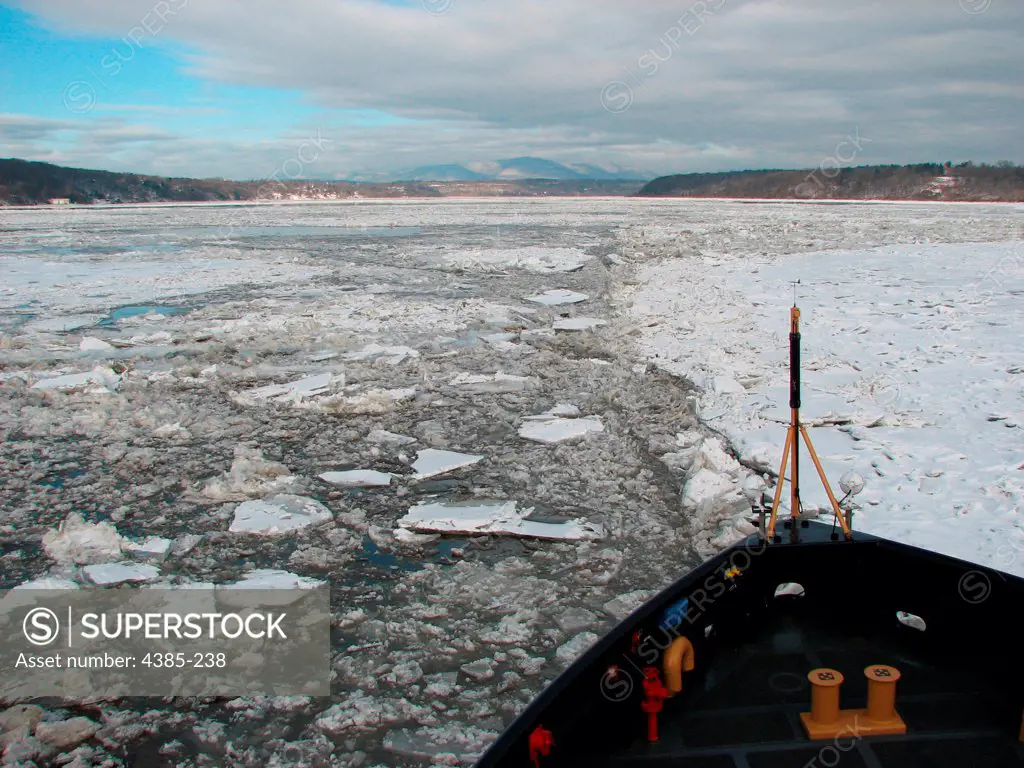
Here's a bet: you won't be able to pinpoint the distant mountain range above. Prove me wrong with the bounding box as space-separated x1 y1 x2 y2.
0 158 646 205
393 156 652 182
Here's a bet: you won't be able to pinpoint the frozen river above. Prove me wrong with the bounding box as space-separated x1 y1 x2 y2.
0 198 1021 766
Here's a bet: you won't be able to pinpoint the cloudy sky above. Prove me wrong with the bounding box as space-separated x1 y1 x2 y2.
0 0 1021 180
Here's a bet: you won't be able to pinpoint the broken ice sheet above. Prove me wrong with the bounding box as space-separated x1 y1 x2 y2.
519 417 604 443
20 314 105 333
444 246 592 274
448 372 536 393
42 513 123 565
31 366 122 392
122 537 172 561
367 429 417 446
524 289 589 306
319 470 394 487
319 386 417 415
217 569 325 607
552 317 607 331
398 500 603 540
411 448 484 479
228 494 333 535
79 336 113 351
519 406 604 444
236 372 340 404
384 725 499 764
201 446 294 501
523 404 581 420
343 344 419 365
82 562 161 586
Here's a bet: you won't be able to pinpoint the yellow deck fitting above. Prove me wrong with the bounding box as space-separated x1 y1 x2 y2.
799 665 907 740
662 637 695 698
803 668 844 732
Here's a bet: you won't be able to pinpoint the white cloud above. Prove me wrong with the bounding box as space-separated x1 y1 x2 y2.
6 0 1023 177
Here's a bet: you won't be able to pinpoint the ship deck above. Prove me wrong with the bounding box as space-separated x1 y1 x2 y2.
477 522 1024 768
589 607 1024 767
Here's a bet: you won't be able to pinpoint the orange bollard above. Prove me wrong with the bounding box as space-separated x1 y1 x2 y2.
864 665 902 723
801 664 906 739
807 668 844 725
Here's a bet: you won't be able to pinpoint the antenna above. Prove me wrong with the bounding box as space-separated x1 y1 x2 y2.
765 292 853 543
791 279 801 306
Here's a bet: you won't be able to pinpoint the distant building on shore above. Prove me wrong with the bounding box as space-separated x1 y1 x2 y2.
48 197 70 205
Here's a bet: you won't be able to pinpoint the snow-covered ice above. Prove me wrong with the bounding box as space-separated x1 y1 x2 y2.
627 235 1024 575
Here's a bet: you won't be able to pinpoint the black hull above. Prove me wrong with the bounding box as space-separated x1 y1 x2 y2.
477 521 1024 767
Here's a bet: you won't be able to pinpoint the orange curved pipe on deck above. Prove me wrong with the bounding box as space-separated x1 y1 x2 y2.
663 637 695 697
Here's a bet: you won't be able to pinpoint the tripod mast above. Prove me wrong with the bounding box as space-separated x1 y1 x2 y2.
766 295 853 543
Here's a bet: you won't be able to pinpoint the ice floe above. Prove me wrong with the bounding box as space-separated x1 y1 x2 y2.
122 536 173 561
79 337 114 351
319 470 394 487
201 446 294 501
367 429 417 446
552 317 607 331
217 569 325 607
448 372 536 393
20 314 105 334
235 372 341 404
410 449 485 479
444 246 592 274
228 494 333 535
42 513 123 565
343 344 419 365
320 386 417 415
31 366 122 392
519 405 604 444
398 500 603 540
153 422 191 439
519 417 604 443
82 562 161 586
524 289 589 306
12 577 81 591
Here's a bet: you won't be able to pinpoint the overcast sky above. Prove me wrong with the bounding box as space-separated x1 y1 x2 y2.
0 0 1021 179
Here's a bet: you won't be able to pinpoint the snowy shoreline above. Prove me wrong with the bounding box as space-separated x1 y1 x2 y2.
625 237 1024 577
